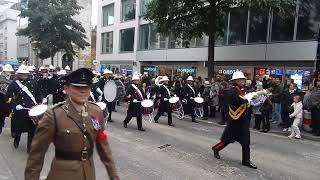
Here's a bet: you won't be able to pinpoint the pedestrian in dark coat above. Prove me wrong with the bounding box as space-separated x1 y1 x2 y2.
212 71 258 169
201 81 211 120
6 65 41 152
182 76 198 123
123 74 146 131
154 76 174 126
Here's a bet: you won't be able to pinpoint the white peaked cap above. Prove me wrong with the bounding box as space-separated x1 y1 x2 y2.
16 64 30 74
57 69 67 75
160 76 169 82
3 64 14 72
230 71 246 81
187 76 194 81
132 74 140 80
64 66 71 71
49 65 55 70
103 69 113 74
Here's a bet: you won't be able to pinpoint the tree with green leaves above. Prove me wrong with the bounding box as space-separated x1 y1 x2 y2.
17 0 90 65
145 0 318 79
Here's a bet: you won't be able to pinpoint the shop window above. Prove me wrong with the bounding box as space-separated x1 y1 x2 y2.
120 28 135 52
121 0 136 22
271 6 295 42
169 34 182 49
297 0 319 40
102 3 114 26
140 0 152 16
229 8 248 45
215 12 228 45
248 10 268 43
159 35 167 49
139 24 149 50
101 31 113 54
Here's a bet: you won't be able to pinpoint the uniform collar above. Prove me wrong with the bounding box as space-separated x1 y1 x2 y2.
68 98 87 114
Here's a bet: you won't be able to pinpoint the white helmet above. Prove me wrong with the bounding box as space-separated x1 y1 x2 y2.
38 66 45 72
28 66 35 72
187 76 194 81
3 64 14 72
57 69 67 75
16 64 30 74
160 76 169 82
132 74 140 81
230 71 246 81
103 69 113 74
64 65 71 71
49 65 55 70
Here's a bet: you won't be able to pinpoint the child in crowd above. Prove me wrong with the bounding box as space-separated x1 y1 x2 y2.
288 95 303 139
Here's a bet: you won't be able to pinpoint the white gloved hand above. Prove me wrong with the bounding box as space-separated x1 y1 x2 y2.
190 97 194 100
164 98 169 101
16 104 24 110
98 96 103 101
42 98 48 104
133 99 138 103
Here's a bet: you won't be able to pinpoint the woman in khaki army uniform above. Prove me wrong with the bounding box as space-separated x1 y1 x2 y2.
25 68 120 180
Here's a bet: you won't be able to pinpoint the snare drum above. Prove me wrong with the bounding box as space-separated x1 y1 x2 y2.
169 96 181 111
141 99 154 115
194 97 204 108
29 104 48 125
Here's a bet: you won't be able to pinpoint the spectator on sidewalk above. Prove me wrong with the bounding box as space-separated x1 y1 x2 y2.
260 90 273 133
309 79 320 136
288 95 303 139
218 82 229 125
250 83 266 130
270 79 282 124
282 83 301 132
210 79 220 118
202 81 211 120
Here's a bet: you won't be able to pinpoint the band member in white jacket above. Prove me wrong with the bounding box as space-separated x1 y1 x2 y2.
288 95 303 139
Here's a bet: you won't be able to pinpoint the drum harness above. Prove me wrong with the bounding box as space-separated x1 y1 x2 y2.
15 80 37 106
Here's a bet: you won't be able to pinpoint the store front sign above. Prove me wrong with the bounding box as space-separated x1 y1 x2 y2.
291 73 303 90
143 66 156 72
177 68 196 74
218 69 242 75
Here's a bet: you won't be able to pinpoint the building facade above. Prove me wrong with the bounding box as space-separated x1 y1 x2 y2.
0 7 19 61
97 0 319 85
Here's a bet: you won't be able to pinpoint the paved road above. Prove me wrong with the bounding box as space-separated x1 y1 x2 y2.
0 107 319 180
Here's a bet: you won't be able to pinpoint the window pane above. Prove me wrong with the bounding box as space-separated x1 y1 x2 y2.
120 28 135 52
140 0 152 15
159 34 166 49
215 12 228 45
102 4 114 26
249 10 268 43
149 24 160 49
271 8 295 41
297 1 319 40
229 8 248 44
121 0 136 22
169 34 182 49
139 24 149 50
101 32 113 54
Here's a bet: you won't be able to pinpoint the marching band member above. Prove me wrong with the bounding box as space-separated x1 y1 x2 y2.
182 76 198 123
37 66 55 103
6 65 41 153
53 69 68 104
211 71 257 169
123 73 146 131
25 68 119 180
95 69 115 122
0 64 14 134
154 76 174 126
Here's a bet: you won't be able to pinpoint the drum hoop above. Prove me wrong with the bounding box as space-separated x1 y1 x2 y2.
103 80 117 102
29 104 48 117
194 97 204 103
141 99 154 108
169 97 180 104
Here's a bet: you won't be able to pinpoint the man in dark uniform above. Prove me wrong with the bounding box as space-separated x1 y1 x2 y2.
212 71 257 169
123 73 146 131
0 64 14 134
182 76 198 123
95 69 115 122
25 68 120 180
154 76 174 126
6 65 41 152
37 67 55 102
53 69 67 104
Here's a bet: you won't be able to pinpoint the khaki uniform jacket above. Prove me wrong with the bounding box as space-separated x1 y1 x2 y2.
25 98 118 180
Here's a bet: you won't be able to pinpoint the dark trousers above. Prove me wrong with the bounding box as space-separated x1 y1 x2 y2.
154 109 172 125
0 115 5 130
311 108 320 135
213 141 250 163
209 106 216 118
107 102 114 120
14 131 34 150
254 114 263 130
261 113 270 131
220 110 227 123
203 102 209 118
124 115 143 130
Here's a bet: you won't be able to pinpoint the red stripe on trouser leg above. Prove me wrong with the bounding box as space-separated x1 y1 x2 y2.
213 141 225 151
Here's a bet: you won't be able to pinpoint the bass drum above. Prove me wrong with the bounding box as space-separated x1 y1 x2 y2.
103 80 125 102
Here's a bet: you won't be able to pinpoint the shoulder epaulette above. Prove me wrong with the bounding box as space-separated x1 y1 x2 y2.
51 101 65 109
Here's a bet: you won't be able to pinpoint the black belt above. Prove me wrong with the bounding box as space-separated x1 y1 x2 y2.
55 149 93 161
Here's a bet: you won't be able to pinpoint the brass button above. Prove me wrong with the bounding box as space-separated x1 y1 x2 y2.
83 123 86 127
66 130 70 134
84 135 87 139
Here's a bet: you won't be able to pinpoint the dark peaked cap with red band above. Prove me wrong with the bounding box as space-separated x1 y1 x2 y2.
63 68 94 87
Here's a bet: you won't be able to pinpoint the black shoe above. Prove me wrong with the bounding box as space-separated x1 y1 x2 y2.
168 124 175 127
218 121 225 125
212 148 220 159
192 120 199 123
0 128 2 135
107 119 114 123
138 128 146 131
113 110 117 112
123 122 127 128
13 141 19 149
11 132 15 138
242 161 258 169
154 120 158 123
